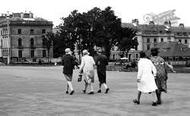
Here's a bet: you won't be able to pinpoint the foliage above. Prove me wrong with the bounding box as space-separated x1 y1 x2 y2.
55 6 138 59
118 27 138 57
42 32 55 61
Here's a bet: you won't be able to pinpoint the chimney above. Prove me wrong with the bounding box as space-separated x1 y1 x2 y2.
132 19 139 26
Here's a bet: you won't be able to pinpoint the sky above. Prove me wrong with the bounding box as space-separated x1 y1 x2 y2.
0 0 190 27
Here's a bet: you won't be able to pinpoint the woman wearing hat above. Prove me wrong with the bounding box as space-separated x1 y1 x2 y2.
62 48 77 95
79 49 96 94
150 48 175 105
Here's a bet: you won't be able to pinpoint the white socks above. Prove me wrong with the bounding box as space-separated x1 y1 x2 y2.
103 83 108 89
67 81 74 91
89 83 94 92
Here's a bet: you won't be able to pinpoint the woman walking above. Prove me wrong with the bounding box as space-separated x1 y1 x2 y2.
79 50 96 94
150 48 175 105
133 51 158 106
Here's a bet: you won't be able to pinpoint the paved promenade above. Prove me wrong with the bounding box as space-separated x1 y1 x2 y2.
0 66 190 116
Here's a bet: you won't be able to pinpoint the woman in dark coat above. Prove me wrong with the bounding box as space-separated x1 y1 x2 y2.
62 48 77 95
95 49 109 94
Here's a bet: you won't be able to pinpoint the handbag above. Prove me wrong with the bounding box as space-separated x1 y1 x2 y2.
78 74 82 82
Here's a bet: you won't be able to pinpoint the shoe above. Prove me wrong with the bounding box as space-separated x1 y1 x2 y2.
152 102 157 106
105 88 109 94
133 99 140 104
88 91 94 94
70 90 74 95
97 89 101 93
82 90 86 94
66 91 69 94
156 100 162 105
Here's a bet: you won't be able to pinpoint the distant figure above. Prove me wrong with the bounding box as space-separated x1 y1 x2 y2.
79 50 96 94
62 48 77 95
95 49 109 94
150 48 175 105
133 51 158 106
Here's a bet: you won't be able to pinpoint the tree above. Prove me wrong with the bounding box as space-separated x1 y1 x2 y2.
118 27 138 57
42 32 55 62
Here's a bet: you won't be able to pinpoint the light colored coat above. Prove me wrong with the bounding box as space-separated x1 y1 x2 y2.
80 55 95 83
137 58 157 93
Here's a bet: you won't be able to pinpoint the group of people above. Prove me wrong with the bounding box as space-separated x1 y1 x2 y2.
133 48 175 106
62 47 175 106
61 48 109 95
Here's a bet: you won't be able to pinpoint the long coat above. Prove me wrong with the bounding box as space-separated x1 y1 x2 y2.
80 55 95 83
62 54 76 75
137 58 157 93
151 56 168 92
95 54 108 84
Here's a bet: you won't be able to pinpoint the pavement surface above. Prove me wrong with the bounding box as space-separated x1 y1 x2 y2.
0 66 190 116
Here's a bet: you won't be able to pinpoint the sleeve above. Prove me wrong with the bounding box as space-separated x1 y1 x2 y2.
137 60 143 79
61 56 64 65
151 61 157 77
92 57 96 65
79 57 85 72
105 55 108 65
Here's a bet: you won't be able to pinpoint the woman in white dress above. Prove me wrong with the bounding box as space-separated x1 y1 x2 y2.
133 51 158 106
79 49 96 94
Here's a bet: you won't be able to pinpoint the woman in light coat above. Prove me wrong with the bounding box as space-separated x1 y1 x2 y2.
79 50 96 94
133 51 158 106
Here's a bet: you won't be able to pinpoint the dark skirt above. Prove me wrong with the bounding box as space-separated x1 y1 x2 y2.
155 75 167 93
64 74 73 81
97 70 106 84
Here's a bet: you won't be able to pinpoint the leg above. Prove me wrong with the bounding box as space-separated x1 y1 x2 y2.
137 91 141 102
103 83 109 94
83 81 88 93
156 89 162 104
152 91 157 106
66 83 69 94
88 82 94 94
67 81 74 95
133 91 141 104
97 83 102 93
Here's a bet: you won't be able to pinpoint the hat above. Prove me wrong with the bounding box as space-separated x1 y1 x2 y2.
65 48 71 54
97 49 102 53
82 49 89 55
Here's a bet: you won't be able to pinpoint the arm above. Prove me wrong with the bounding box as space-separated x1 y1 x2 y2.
151 61 157 77
165 62 176 73
79 57 85 73
137 60 143 82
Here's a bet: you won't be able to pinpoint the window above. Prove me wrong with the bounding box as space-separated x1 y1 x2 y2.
18 38 22 47
185 39 188 44
30 29 34 35
43 50 46 57
161 38 164 42
154 38 157 43
147 45 150 50
167 37 171 41
30 38 34 47
18 29 22 34
18 50 22 58
42 38 46 47
31 50 34 58
42 29 46 34
147 38 150 43
178 39 182 43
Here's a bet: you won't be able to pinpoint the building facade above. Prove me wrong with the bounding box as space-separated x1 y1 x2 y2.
110 21 190 61
0 12 53 64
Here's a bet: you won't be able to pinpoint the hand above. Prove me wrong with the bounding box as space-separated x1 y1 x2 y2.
173 70 176 73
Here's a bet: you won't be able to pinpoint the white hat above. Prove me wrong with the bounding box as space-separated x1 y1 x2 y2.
65 48 71 54
82 49 89 55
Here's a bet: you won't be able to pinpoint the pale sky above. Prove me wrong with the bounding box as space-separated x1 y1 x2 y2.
1 0 189 27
